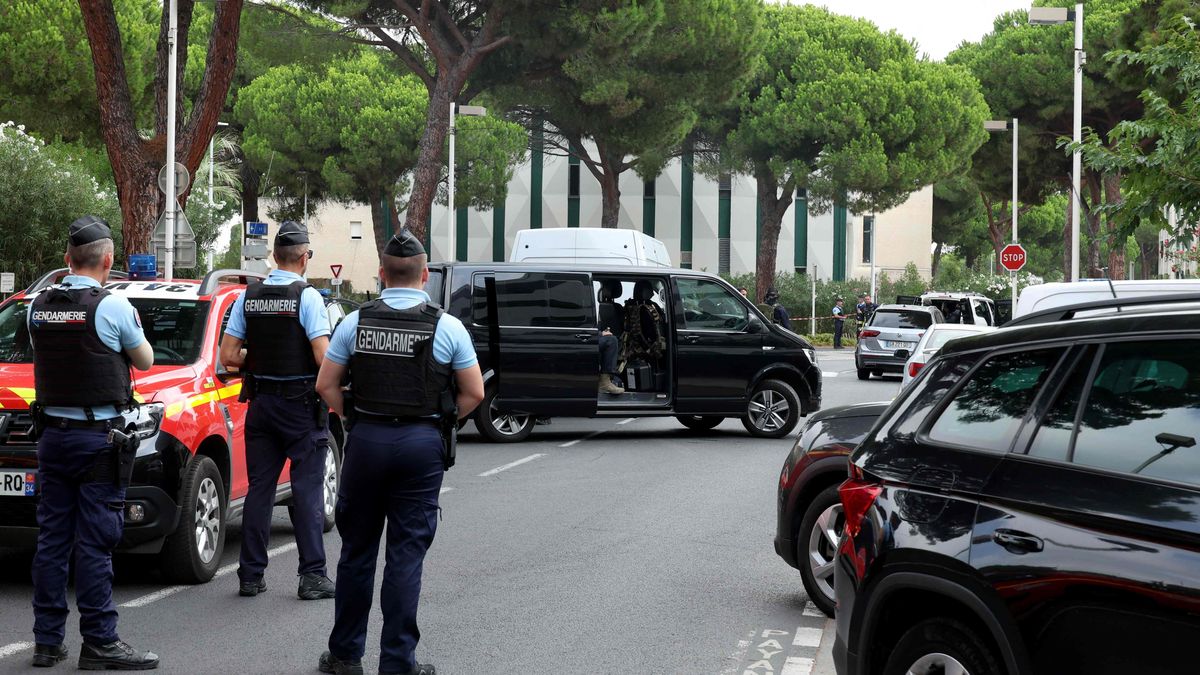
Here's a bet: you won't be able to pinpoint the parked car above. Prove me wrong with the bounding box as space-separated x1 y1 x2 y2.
774 401 887 616
834 292 1200 675
899 323 995 388
0 269 346 583
424 263 822 442
898 291 999 327
855 304 944 380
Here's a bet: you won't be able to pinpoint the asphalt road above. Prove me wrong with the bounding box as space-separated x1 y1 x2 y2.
0 348 900 674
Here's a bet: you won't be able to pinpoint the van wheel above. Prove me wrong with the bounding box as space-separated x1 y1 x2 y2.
742 379 801 438
676 415 723 432
883 618 1002 675
475 388 534 443
160 456 225 584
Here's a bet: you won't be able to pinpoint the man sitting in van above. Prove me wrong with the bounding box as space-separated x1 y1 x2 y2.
596 280 625 395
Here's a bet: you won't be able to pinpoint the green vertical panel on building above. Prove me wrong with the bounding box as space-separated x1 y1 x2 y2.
455 207 468 262
795 189 808 269
530 124 543 229
492 205 506 262
833 203 847 281
382 195 393 240
680 148 694 268
643 189 656 237
567 155 580 228
718 190 731 240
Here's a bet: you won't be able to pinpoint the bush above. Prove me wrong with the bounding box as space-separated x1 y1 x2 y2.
804 332 857 347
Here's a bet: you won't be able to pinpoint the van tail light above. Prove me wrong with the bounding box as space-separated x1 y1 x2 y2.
839 468 882 540
859 329 880 339
909 361 925 378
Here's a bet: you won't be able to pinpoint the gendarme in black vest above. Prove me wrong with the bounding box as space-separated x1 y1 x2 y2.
30 285 131 408
243 280 318 377
350 301 451 419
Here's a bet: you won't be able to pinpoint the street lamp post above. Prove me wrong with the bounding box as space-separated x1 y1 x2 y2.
447 104 487 262
1030 3 1084 282
207 121 229 271
986 118 1020 309
164 0 178 282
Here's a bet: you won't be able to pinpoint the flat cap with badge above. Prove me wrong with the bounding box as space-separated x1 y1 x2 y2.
68 215 113 246
384 228 426 258
275 220 310 246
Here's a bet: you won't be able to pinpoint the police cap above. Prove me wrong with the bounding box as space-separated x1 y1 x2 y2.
68 215 112 246
383 228 425 258
275 220 310 246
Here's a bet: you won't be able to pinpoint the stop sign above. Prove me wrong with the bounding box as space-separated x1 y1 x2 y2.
1000 243 1027 272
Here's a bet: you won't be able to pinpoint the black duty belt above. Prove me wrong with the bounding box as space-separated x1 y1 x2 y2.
354 412 439 427
45 416 115 431
254 378 316 397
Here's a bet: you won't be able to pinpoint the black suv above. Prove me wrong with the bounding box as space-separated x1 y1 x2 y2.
834 295 1200 675
425 263 821 442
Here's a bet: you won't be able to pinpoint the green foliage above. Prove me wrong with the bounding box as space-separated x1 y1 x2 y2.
442 114 529 210
0 122 122 287
215 222 242 271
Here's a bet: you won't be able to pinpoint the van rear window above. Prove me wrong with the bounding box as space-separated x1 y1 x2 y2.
870 310 932 330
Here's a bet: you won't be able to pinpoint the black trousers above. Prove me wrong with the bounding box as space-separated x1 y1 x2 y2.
833 320 845 348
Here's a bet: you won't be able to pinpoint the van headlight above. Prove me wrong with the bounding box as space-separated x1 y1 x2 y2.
133 403 164 439
802 348 817 366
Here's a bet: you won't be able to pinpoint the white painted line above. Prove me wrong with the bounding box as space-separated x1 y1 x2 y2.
439 486 454 494
0 642 33 660
121 542 298 607
802 601 825 618
478 453 545 477
821 371 839 378
793 626 824 648
560 439 582 448
781 656 815 675
617 417 636 425
559 429 604 448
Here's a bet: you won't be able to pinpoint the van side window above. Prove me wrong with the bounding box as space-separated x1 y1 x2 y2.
495 272 594 328
471 274 490 326
677 279 748 331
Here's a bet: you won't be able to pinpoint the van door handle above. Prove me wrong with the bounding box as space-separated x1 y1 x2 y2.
992 529 1044 554
575 333 593 341
683 334 700 343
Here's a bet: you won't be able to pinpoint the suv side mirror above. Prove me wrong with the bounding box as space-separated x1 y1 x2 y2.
894 349 911 360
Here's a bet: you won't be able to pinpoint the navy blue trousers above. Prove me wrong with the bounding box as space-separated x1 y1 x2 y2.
328 421 443 673
32 427 124 647
238 392 328 583
599 334 620 374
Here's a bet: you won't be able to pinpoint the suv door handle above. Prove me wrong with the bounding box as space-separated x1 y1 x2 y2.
992 529 1044 554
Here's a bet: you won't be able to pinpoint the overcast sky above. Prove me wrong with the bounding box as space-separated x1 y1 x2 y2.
787 1 1031 60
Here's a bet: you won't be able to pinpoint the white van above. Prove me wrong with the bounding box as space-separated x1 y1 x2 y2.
510 228 672 267
1015 279 1200 318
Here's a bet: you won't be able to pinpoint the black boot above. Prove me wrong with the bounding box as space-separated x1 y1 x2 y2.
77 641 158 671
31 644 67 668
239 578 267 597
298 573 335 600
318 650 363 675
382 664 437 675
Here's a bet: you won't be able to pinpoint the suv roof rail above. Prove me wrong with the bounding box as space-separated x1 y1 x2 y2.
1006 292 1200 328
199 269 267 296
26 268 130 294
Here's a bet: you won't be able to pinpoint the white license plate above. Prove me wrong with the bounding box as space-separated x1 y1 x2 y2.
0 470 36 497
883 340 914 350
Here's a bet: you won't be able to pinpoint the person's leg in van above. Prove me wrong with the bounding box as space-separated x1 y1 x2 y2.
598 333 624 394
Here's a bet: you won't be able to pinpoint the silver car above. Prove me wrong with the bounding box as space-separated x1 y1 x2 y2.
854 304 943 380
899 323 995 388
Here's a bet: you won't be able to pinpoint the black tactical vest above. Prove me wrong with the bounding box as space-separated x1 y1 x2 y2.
350 301 452 419
30 285 132 408
243 280 319 377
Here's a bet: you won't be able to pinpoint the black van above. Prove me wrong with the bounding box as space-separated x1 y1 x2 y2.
425 263 822 442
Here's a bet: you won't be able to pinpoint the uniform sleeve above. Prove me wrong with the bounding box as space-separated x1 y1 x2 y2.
434 315 478 370
300 287 332 340
96 295 147 352
224 291 248 340
325 310 359 366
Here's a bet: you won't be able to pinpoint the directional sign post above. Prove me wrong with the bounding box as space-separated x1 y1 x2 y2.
1001 243 1027 317
330 264 343 298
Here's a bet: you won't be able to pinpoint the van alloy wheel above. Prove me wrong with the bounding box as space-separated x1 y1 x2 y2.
492 402 532 436
904 653 970 675
194 476 221 565
749 390 789 432
475 389 537 442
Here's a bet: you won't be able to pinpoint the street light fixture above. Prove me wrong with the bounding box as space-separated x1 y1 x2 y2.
986 118 1020 310
1029 3 1084 282
448 103 486 262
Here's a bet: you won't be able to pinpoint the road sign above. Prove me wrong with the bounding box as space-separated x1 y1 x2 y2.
152 201 197 268
245 221 268 238
0 273 13 294
330 264 343 279
1001 243 1027 272
330 278 343 287
157 162 190 197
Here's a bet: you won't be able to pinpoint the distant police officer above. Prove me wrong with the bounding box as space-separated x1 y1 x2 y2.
316 230 484 675
218 221 335 600
29 216 158 670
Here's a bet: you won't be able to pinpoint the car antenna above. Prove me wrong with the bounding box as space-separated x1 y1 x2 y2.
1099 267 1120 312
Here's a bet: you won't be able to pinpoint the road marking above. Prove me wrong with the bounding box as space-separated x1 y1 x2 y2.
120 542 298 608
617 417 636 425
560 430 605 448
802 601 825 618
781 656 815 675
793 626 824 648
478 453 545 477
821 371 839 377
717 631 754 675
0 642 33 660
439 486 454 494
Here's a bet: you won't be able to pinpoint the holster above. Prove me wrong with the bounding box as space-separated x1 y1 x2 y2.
311 392 330 430
90 428 138 487
439 390 458 470
29 402 46 442
238 373 256 402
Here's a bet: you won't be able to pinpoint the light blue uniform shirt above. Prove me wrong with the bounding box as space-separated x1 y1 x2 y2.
225 269 330 380
30 275 147 421
326 288 477 370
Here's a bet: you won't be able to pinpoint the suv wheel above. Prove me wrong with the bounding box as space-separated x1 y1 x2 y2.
160 455 226 584
475 388 534 443
857 368 871 380
676 415 723 432
797 484 843 617
742 379 801 438
883 618 1002 675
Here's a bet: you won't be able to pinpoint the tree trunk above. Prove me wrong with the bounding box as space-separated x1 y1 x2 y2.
1085 174 1103 277
1103 172 1125 280
404 82 455 243
753 168 795 303
115 161 162 257
980 193 1007 274
597 147 623 229
240 158 260 223
1139 241 1156 280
